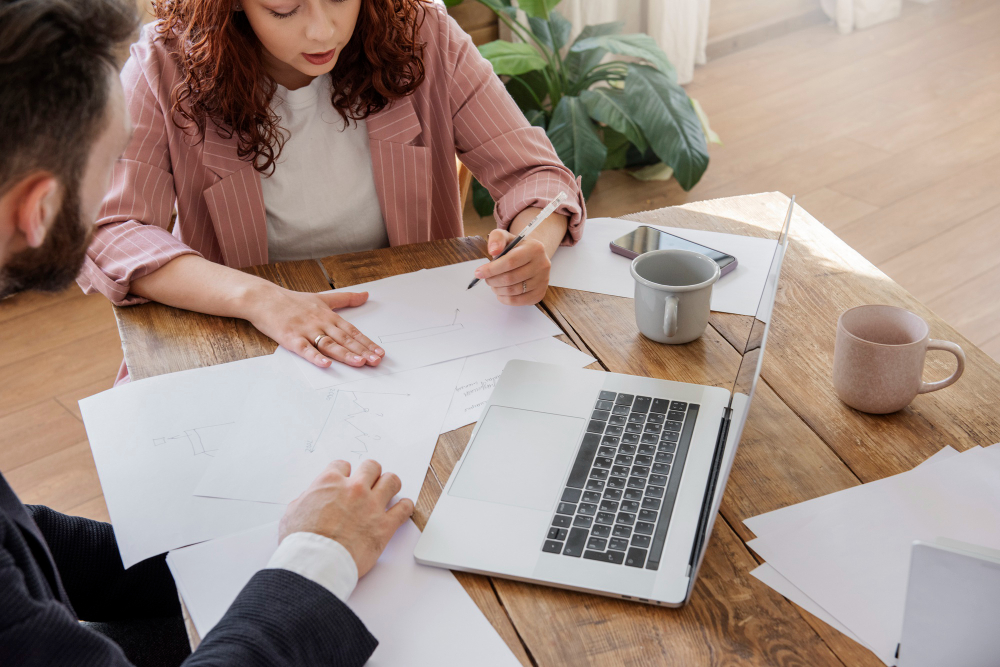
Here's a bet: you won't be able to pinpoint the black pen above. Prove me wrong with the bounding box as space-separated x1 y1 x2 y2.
468 191 568 289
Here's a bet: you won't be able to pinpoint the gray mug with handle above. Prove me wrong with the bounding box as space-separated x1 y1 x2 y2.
630 248 721 344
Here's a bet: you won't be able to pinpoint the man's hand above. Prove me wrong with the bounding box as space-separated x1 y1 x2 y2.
279 460 414 577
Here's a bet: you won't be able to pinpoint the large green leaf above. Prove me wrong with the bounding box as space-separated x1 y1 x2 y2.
505 69 548 110
517 0 560 19
478 41 547 76
564 21 624 82
529 10 572 52
546 96 607 198
690 97 721 145
601 127 630 170
475 0 516 19
571 34 676 81
623 64 708 190
580 87 647 153
442 0 463 7
548 11 572 51
524 108 547 129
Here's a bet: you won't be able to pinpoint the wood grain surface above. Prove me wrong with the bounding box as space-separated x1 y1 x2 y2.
112 193 1000 666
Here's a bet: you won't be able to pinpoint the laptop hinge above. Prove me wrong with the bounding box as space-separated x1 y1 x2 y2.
686 409 733 587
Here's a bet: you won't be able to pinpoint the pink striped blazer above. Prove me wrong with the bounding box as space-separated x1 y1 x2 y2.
79 2 585 306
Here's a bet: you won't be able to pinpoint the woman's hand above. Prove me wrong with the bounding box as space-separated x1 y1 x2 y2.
474 228 551 306
246 285 385 369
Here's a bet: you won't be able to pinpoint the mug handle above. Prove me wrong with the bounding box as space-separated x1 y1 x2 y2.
918 339 966 394
663 295 679 338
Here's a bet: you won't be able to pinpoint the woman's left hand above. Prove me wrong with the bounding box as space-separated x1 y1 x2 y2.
474 228 551 306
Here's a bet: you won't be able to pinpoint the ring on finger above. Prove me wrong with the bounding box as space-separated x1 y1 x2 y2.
521 280 528 294
314 334 330 348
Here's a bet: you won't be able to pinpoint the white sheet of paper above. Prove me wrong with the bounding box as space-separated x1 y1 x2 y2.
744 445 962 539
748 446 1000 665
548 217 779 316
167 520 522 667
79 356 286 568
750 564 876 657
745 446 961 667
194 361 462 505
439 337 595 433
279 260 562 388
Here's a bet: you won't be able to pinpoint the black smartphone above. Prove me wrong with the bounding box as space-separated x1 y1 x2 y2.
610 226 738 277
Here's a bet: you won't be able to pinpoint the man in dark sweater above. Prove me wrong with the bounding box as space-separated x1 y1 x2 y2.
0 1 414 665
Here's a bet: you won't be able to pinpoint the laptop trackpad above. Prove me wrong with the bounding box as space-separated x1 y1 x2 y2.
449 406 585 512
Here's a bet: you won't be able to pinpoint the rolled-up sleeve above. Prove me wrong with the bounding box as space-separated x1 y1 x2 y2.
77 29 201 306
441 9 586 245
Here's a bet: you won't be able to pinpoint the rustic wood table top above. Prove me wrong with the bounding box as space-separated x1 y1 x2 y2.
114 192 1000 666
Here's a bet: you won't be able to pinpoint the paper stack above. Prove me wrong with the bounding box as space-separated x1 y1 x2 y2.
81 260 597 665
743 444 1000 666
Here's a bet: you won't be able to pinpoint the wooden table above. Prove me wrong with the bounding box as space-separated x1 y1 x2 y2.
114 192 1000 666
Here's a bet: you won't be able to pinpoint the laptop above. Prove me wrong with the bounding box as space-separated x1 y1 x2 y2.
415 200 794 606
897 539 1000 667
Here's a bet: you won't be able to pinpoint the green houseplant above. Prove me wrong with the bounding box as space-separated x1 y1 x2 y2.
444 0 716 216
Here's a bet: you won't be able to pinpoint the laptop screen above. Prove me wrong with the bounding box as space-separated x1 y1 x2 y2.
686 197 794 588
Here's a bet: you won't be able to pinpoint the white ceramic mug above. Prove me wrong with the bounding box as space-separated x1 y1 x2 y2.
630 249 721 344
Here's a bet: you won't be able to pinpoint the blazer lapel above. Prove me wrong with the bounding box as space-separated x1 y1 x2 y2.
367 96 432 247
201 122 269 268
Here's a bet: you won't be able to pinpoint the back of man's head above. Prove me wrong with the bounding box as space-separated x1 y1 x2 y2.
0 0 136 297
0 0 136 195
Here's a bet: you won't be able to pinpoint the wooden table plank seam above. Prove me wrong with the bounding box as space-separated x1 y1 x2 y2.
538 302 610 373
487 577 541 667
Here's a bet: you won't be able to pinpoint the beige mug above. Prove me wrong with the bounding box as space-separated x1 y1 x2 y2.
832 305 965 414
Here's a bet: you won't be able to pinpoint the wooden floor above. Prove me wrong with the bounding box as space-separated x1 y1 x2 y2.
3 0 998 536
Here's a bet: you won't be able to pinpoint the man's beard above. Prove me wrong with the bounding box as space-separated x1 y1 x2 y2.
0 185 91 300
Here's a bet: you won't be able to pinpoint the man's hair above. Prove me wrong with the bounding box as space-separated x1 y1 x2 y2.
0 0 137 196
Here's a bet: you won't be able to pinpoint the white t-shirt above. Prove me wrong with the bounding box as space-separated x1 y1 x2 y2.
262 76 388 262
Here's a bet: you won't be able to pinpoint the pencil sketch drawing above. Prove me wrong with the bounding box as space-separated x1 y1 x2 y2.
305 389 409 458
376 308 463 344
152 423 234 457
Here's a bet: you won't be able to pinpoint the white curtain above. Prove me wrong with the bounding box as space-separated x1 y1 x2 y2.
559 0 710 85
820 0 902 33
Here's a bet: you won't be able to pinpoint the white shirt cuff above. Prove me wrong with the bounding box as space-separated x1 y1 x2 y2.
265 531 359 602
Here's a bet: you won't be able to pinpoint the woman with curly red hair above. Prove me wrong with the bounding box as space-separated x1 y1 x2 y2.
80 0 584 376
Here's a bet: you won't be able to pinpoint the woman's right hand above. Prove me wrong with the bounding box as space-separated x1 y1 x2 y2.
246 284 385 369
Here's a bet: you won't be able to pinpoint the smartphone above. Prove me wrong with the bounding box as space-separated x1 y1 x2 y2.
610 226 738 277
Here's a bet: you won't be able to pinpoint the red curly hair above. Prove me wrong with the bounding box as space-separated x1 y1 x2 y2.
154 0 426 173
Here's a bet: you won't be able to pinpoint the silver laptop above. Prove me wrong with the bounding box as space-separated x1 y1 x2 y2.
415 201 794 606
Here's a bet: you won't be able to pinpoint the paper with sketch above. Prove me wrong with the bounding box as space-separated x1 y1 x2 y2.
278 260 562 389
440 337 595 433
80 356 286 568
748 446 1000 665
195 361 462 505
167 520 521 666
548 217 779 317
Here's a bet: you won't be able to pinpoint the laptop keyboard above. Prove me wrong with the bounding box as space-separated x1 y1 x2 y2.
542 391 699 570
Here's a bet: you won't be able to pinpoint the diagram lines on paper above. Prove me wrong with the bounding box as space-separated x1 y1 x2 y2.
376 309 463 344
308 390 407 457
152 423 234 457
